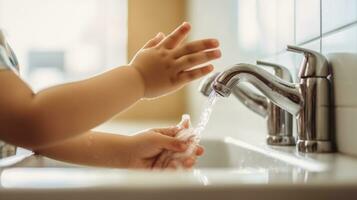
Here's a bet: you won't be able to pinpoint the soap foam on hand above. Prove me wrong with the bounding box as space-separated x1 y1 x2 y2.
172 114 198 159
158 91 219 169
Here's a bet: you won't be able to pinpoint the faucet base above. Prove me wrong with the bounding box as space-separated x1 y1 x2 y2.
297 140 334 153
267 135 296 146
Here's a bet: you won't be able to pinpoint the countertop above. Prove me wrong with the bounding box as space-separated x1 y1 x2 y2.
1 117 357 199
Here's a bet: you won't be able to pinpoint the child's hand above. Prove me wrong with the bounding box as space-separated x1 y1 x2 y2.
127 126 204 169
129 22 221 98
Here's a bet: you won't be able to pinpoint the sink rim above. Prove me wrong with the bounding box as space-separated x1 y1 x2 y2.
2 137 357 190
5 137 329 172
221 137 329 172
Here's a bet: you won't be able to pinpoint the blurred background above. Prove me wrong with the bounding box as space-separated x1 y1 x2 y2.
0 0 356 133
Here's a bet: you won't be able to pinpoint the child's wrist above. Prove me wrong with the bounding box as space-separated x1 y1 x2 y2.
126 65 146 99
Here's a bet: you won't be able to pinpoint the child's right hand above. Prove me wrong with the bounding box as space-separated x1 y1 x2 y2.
126 126 204 169
129 22 221 99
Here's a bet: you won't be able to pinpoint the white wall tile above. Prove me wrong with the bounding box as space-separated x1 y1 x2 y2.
276 0 295 52
327 53 357 107
296 0 321 44
322 0 357 33
236 0 273 60
322 24 357 54
256 0 279 55
301 39 321 52
235 0 294 58
335 106 357 157
263 52 299 82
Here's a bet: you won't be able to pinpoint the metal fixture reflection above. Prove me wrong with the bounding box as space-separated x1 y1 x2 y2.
211 45 334 153
200 61 295 146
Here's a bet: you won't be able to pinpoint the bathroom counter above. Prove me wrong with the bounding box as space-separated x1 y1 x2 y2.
1 120 357 200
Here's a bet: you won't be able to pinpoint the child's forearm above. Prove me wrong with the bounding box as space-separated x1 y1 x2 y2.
30 66 144 146
34 131 133 168
0 66 144 148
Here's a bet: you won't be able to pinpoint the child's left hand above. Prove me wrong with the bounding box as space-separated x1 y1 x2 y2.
127 126 204 169
129 22 221 99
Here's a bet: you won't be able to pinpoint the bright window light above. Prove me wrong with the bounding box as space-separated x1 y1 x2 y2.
0 0 127 91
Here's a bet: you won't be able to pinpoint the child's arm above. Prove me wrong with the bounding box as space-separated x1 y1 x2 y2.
0 66 144 149
0 22 221 149
34 128 204 169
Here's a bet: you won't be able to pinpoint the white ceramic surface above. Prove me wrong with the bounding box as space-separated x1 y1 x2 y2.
321 53 357 156
1 136 357 200
323 25 357 54
328 53 357 106
335 106 357 156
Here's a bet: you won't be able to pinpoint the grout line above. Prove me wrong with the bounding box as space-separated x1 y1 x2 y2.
296 20 357 47
262 19 357 59
260 1 357 59
259 0 296 59
262 20 357 59
298 36 321 46
322 20 357 38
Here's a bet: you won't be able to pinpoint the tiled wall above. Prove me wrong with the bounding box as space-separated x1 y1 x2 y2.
188 0 357 82
188 0 357 153
262 0 357 156
228 0 356 80
262 0 357 68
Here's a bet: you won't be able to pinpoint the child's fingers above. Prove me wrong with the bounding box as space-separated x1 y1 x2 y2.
157 134 188 152
142 32 165 49
157 150 200 169
166 157 195 169
167 160 179 169
195 145 205 156
173 39 219 59
163 155 176 169
178 64 214 84
152 126 180 137
160 22 191 49
157 152 180 169
183 156 196 168
175 49 221 72
153 150 172 169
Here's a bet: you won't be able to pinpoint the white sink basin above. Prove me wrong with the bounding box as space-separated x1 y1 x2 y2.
1 137 357 199
7 137 326 172
197 138 326 172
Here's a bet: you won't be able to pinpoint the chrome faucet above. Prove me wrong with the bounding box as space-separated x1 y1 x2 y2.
212 45 334 153
199 62 295 146
200 72 268 117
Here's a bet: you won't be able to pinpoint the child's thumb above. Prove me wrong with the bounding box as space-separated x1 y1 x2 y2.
159 135 188 152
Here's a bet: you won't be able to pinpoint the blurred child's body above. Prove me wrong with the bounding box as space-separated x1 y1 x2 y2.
0 23 221 169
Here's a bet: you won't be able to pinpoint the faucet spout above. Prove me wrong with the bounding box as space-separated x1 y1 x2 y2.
213 63 303 115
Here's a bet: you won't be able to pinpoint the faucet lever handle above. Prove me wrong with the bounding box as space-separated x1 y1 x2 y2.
286 45 329 78
256 60 292 81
